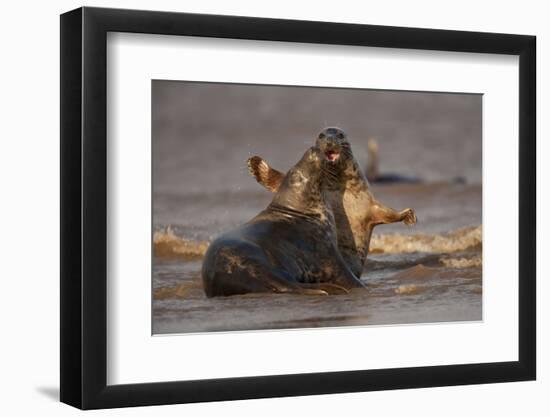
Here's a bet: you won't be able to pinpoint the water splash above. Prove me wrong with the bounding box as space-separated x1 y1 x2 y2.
153 226 209 259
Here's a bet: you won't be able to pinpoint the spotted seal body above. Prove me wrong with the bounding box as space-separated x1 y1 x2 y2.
247 127 417 277
202 146 365 298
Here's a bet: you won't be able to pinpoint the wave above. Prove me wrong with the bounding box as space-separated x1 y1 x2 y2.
153 225 482 260
370 225 481 254
439 255 482 268
153 227 209 259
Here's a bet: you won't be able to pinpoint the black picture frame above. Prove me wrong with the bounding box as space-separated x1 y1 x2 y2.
60 6 536 410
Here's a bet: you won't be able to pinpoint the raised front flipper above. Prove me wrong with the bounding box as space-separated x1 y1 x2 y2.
247 156 285 193
371 200 417 226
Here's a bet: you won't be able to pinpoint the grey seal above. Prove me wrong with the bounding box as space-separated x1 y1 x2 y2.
202 146 365 297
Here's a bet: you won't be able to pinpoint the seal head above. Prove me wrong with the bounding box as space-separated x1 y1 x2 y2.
270 146 326 217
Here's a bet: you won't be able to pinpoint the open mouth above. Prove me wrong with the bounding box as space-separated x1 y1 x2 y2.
324 149 340 162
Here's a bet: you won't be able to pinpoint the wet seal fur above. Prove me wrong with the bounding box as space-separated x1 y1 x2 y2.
202 146 365 297
248 127 417 277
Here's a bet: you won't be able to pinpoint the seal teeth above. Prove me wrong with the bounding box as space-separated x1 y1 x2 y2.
325 150 340 161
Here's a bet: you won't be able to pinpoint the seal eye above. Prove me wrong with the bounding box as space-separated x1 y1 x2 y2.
337 132 345 140
318 133 326 139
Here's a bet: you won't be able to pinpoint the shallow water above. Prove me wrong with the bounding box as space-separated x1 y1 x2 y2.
152 184 482 334
153 250 481 334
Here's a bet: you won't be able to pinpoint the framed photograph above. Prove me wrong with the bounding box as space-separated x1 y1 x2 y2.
60 6 536 409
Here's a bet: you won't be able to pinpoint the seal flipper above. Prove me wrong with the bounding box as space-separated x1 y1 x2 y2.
247 156 285 193
316 245 366 291
371 200 417 226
